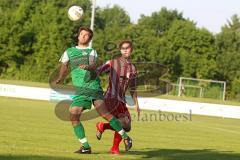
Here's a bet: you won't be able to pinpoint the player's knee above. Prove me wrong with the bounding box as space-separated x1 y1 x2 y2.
69 106 83 114
72 122 79 127
123 125 131 132
100 113 113 121
70 114 80 123
120 118 131 132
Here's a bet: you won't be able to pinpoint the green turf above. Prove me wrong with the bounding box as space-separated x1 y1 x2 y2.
0 96 240 160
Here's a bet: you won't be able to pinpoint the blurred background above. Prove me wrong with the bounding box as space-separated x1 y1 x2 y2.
0 0 240 102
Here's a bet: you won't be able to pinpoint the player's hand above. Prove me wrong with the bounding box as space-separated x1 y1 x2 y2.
54 78 61 84
79 64 89 70
135 105 140 120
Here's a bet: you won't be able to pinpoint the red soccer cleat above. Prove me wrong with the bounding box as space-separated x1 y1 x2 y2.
96 122 104 140
110 147 120 155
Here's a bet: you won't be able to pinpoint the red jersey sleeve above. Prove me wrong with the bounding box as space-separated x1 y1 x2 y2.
97 60 112 75
129 66 138 91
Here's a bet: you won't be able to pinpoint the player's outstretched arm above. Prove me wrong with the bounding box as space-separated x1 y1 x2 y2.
96 60 111 75
79 63 98 71
55 63 68 84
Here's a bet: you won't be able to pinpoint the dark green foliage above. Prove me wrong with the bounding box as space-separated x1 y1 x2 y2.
215 14 240 99
0 0 91 81
0 1 239 99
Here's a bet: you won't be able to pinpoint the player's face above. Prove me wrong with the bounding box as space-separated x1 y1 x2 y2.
120 43 132 58
78 30 91 45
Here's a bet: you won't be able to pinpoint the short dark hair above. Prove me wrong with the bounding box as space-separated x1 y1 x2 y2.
77 27 93 41
119 40 133 51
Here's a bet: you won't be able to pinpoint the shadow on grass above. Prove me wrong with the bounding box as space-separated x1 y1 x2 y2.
1 149 240 160
126 148 240 160
0 155 87 160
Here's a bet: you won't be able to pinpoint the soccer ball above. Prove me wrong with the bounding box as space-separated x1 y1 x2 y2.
68 5 84 21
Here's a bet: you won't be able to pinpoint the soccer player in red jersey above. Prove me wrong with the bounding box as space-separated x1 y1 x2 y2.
96 40 140 154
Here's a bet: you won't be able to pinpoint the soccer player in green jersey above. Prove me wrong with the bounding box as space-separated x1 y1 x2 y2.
55 27 132 154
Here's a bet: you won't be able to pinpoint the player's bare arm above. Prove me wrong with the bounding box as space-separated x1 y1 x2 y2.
130 89 140 119
55 62 68 84
79 63 97 71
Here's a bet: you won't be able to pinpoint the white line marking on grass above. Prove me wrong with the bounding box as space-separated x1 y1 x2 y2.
193 122 240 135
202 126 240 135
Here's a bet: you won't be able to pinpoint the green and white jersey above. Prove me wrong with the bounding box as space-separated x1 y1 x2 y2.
60 46 97 66
59 46 103 99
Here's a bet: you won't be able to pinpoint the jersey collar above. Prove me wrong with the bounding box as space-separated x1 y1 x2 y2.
75 46 91 49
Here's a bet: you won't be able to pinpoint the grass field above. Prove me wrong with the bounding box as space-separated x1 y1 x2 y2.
0 96 240 160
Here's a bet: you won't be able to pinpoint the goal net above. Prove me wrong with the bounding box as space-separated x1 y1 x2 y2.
167 77 226 100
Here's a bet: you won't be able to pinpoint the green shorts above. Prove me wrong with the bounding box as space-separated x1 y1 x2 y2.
70 94 103 110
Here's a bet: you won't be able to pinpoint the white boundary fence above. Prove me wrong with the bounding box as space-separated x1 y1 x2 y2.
0 84 240 119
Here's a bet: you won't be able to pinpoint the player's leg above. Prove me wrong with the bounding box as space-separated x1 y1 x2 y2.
96 122 113 140
118 111 132 132
98 115 131 154
93 99 132 151
93 99 127 135
110 109 132 154
97 116 131 133
96 98 117 139
69 98 92 154
96 100 131 136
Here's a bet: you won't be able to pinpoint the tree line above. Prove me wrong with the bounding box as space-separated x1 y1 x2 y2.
0 0 239 100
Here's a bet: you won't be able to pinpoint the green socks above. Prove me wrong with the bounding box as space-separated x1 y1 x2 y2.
109 117 128 139
73 123 90 148
73 118 127 149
